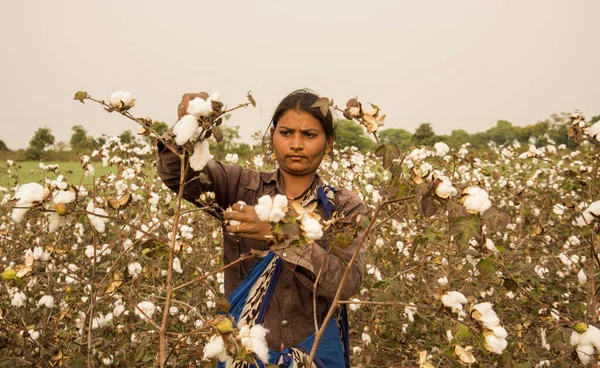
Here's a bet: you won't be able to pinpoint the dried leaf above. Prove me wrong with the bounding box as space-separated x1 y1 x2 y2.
310 97 330 117
212 127 224 143
247 91 256 107
420 195 438 217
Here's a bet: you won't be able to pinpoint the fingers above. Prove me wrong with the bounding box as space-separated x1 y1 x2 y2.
231 202 251 213
225 223 258 235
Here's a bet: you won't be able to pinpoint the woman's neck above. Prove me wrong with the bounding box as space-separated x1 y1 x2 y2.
280 172 316 200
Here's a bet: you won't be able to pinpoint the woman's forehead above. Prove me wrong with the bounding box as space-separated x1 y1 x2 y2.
277 110 323 131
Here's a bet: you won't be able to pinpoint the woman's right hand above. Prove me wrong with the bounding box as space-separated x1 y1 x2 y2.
177 92 209 119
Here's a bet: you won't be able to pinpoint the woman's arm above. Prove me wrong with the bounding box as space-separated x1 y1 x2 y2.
274 195 367 300
155 93 244 210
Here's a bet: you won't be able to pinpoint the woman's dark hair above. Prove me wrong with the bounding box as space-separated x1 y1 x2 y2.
264 88 336 161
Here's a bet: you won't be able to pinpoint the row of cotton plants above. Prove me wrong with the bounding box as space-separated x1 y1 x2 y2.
1 90 600 366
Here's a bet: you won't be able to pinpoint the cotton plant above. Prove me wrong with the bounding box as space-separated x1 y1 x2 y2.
203 315 270 365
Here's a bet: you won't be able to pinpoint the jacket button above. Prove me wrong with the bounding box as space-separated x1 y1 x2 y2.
281 320 289 327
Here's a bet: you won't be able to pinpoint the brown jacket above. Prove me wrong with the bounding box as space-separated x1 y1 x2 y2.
156 144 366 349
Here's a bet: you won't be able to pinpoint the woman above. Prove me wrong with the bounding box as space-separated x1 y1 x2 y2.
157 89 366 367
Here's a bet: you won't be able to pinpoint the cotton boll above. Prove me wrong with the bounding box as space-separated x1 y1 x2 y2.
187 97 213 118
588 121 600 141
272 194 288 209
190 140 211 171
462 187 492 214
173 257 183 274
301 213 323 240
203 335 229 362
37 295 55 309
484 333 508 354
578 269 588 285
11 182 45 222
492 326 508 339
173 115 199 145
576 343 595 365
434 142 450 157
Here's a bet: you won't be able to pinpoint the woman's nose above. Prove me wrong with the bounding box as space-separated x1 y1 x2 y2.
290 135 304 150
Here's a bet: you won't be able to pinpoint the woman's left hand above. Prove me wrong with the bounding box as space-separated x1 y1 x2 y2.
224 203 272 241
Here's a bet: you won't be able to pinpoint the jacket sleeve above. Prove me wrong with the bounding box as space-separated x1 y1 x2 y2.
155 141 243 209
273 193 367 300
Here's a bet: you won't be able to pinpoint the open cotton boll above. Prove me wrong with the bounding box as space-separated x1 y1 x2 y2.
53 190 75 204
272 194 288 209
109 91 134 109
434 142 450 157
190 140 210 171
11 182 45 223
86 201 109 234
301 213 323 240
435 177 457 198
173 115 199 145
187 97 213 118
588 121 600 141
37 295 55 309
492 326 508 339
203 334 230 362
462 187 492 215
238 325 270 363
484 333 508 354
268 207 286 223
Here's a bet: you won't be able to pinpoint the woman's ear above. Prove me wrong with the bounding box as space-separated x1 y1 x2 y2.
270 126 275 136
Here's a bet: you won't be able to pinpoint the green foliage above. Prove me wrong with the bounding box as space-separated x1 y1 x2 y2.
334 119 376 152
412 123 437 146
209 125 252 160
0 139 9 152
119 129 135 144
144 121 169 145
70 125 98 153
378 128 413 149
26 126 55 160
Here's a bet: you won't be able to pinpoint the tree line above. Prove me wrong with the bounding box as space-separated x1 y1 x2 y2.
1 112 598 161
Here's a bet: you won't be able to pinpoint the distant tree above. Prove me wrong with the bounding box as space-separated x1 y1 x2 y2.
70 125 97 153
209 125 253 160
0 139 9 151
445 129 471 148
487 120 516 145
119 130 135 144
26 126 55 159
334 119 376 152
144 121 169 145
412 123 437 146
54 141 69 151
378 128 412 149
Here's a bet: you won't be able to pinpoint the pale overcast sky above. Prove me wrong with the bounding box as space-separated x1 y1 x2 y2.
0 1 598 150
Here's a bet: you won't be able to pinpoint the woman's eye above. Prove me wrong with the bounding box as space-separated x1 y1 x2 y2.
279 130 290 136
305 133 317 138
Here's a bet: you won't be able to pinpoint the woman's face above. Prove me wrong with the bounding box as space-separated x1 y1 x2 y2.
271 109 331 178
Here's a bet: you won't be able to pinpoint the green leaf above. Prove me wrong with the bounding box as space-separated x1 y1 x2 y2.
449 215 482 251
335 231 355 249
374 143 401 169
476 258 496 280
454 324 472 344
481 207 511 232
73 91 88 103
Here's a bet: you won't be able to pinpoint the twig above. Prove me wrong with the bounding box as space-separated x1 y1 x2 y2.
307 195 414 363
